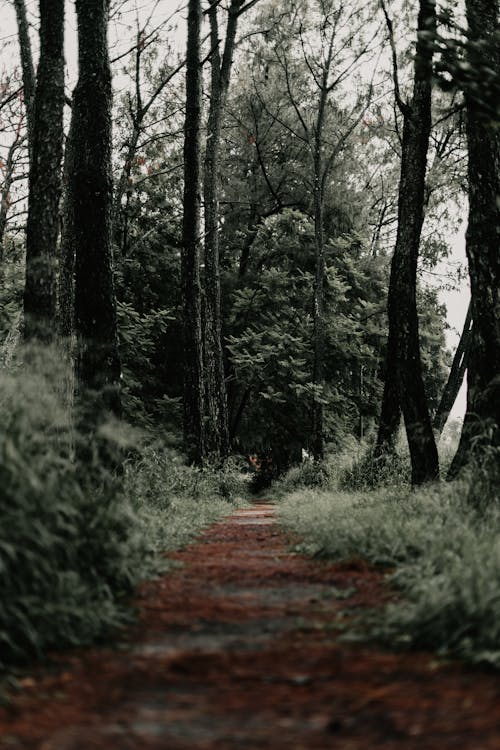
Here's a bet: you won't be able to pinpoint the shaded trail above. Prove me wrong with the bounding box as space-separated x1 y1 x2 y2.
2 503 500 749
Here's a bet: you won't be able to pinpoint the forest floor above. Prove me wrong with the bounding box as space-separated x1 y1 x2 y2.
1 502 500 749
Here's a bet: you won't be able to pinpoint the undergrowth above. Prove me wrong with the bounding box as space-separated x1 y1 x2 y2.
0 347 244 672
126 447 247 552
276 446 500 667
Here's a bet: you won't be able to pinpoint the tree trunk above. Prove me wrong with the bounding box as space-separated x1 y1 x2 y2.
311 169 326 461
182 0 205 465
448 0 500 478
13 0 35 153
375 0 439 485
202 0 241 459
113 126 140 254
23 0 65 343
433 302 472 437
310 33 335 462
72 0 121 452
58 115 77 341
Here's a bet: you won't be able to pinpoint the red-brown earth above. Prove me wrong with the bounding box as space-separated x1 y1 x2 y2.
1 503 500 749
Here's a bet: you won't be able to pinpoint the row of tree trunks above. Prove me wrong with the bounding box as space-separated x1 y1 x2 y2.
182 0 206 465
375 0 439 485
23 0 65 343
449 0 500 477
7 0 121 463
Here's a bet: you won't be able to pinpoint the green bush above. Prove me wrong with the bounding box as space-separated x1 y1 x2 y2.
0 347 243 670
268 435 410 498
0 352 154 667
339 449 411 490
125 446 247 551
278 472 500 666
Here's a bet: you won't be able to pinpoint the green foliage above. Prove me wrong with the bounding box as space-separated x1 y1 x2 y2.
0 347 242 670
0 240 24 349
0 348 151 667
116 300 177 427
227 211 390 459
126 446 247 552
339 449 412 490
278 469 500 666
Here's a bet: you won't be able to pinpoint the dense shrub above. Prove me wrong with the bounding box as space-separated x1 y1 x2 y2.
268 435 410 497
125 446 247 551
0 347 243 669
0 349 154 667
278 468 500 666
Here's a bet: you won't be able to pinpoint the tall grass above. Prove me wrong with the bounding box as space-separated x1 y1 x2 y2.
277 448 500 666
126 447 248 552
0 346 244 670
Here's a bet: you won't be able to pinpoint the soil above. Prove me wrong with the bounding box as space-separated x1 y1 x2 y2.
1 502 500 749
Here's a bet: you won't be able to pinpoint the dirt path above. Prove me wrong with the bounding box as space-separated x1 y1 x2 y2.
1 502 500 749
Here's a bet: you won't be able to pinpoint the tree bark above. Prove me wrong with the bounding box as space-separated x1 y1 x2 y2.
310 32 335 462
202 0 242 459
448 0 500 478
58 114 77 341
375 0 439 485
182 0 205 465
23 0 65 343
311 163 326 461
433 302 472 437
72 0 122 448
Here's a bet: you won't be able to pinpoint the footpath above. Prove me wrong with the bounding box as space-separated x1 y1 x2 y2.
1 503 500 749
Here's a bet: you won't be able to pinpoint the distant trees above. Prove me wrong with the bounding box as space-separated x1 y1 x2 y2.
237 0 378 461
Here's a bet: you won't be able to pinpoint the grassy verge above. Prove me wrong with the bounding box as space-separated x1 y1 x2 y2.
276 453 500 667
126 446 247 555
0 346 247 673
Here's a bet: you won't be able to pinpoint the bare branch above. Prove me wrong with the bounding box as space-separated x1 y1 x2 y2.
379 0 411 117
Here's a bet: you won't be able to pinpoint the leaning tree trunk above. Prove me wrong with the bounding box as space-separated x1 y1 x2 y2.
71 0 121 458
448 0 500 478
202 0 242 460
375 0 439 485
182 0 205 465
23 0 65 343
433 302 472 437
